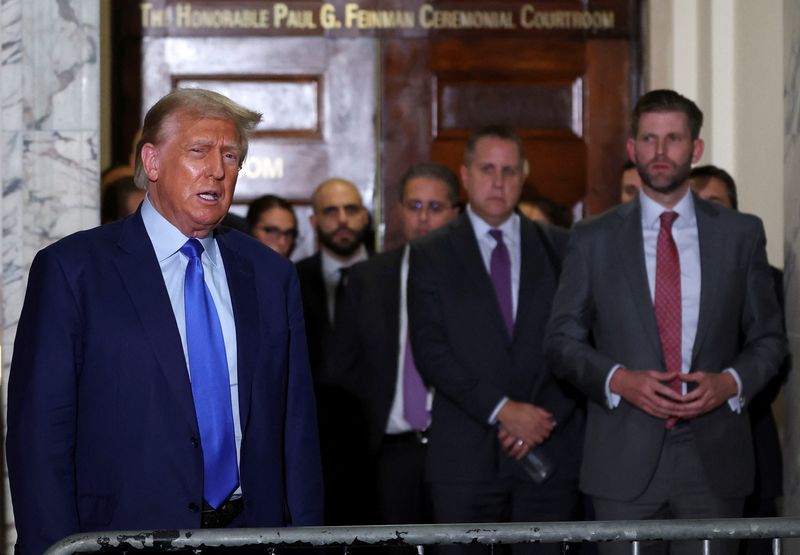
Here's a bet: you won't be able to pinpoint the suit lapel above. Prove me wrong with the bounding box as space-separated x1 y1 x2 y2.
514 220 548 343
381 249 403 369
616 199 664 362
114 212 198 433
692 198 722 362
217 230 259 434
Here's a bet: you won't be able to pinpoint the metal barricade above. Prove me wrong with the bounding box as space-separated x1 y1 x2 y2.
41 518 800 555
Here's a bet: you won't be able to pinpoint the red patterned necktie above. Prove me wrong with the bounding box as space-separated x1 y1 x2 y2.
654 212 682 429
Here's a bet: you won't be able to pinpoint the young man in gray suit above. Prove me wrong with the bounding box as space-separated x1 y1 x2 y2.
546 90 787 555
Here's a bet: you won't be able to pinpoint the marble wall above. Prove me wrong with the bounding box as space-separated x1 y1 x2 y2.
785 0 800 530
0 0 100 551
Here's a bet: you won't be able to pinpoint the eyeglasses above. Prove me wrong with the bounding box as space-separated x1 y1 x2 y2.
402 200 452 214
259 226 298 240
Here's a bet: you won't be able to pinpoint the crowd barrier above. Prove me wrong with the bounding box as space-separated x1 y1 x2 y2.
43 518 800 555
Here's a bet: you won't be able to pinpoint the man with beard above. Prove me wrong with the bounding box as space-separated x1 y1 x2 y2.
296 177 370 524
545 89 786 555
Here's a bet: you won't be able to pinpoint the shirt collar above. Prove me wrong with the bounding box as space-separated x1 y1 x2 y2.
466 204 520 245
639 187 696 231
141 194 221 267
320 245 368 281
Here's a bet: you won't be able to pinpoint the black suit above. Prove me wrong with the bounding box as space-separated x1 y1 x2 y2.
296 251 372 525
331 247 430 526
408 213 583 554
296 253 329 379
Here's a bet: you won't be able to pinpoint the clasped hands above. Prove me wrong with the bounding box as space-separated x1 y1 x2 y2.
495 399 555 460
609 367 739 421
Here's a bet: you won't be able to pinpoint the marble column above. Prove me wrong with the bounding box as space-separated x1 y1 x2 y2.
786 2 800 551
0 0 100 551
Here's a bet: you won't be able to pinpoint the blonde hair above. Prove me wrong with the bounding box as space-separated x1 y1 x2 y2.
133 88 262 188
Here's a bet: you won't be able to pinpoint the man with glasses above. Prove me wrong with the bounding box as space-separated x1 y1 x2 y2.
330 162 460 530
246 194 298 258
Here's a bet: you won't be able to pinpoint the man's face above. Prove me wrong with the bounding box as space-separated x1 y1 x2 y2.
627 111 704 200
400 176 459 241
461 137 525 227
691 177 733 209
142 114 241 238
311 180 369 258
620 167 643 203
252 207 297 257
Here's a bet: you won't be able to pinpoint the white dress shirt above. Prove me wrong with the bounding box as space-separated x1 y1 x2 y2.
605 190 742 411
141 196 243 489
386 245 433 434
464 206 522 422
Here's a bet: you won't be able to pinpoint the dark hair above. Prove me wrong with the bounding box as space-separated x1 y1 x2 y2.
463 125 525 168
134 88 263 188
517 193 573 229
246 194 297 230
630 89 704 140
622 160 636 172
101 176 143 224
689 165 738 210
399 162 461 206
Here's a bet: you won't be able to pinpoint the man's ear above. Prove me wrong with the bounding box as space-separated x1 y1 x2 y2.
626 138 636 163
691 138 705 164
140 143 160 183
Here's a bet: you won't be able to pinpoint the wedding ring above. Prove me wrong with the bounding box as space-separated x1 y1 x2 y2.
516 439 525 447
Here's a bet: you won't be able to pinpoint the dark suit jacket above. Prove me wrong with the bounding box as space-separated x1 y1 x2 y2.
545 194 788 501
408 214 583 486
329 247 405 453
6 212 323 555
295 253 329 378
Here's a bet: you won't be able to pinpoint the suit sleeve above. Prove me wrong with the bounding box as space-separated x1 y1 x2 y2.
7 249 81 555
408 242 508 423
545 225 618 407
283 267 324 526
730 219 788 400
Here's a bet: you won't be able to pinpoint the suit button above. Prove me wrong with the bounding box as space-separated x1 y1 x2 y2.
191 436 199 448
189 502 200 513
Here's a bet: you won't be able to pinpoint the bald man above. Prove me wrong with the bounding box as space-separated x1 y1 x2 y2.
295 178 371 525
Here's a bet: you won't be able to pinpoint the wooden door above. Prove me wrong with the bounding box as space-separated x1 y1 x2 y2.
381 7 639 249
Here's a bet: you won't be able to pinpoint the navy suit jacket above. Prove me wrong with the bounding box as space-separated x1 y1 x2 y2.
7 211 323 555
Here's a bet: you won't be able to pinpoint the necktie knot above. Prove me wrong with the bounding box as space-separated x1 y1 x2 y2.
489 228 504 244
659 211 679 231
181 238 205 260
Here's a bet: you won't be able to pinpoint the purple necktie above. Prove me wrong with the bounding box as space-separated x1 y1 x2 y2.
489 229 514 337
403 333 430 431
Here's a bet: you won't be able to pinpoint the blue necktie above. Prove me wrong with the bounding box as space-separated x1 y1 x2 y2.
181 238 238 508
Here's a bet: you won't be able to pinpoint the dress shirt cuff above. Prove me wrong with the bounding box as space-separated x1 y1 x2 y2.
489 397 509 424
724 368 744 413
605 365 623 409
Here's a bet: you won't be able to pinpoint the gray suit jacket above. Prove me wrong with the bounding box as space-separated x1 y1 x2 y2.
545 194 787 501
409 213 583 487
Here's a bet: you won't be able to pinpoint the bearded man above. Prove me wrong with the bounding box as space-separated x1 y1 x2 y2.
295 177 371 524
545 89 786 555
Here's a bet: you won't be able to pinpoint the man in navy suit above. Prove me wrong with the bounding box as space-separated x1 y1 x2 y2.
6 88 323 555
